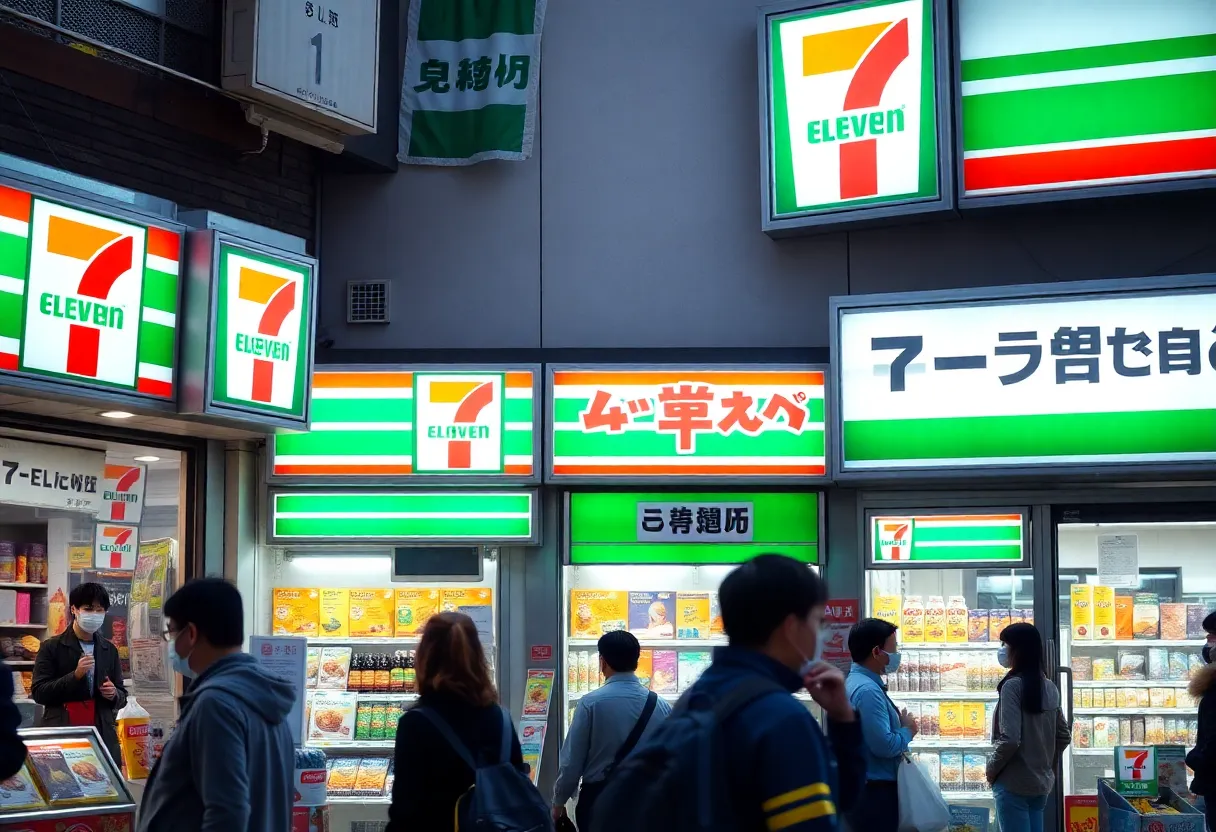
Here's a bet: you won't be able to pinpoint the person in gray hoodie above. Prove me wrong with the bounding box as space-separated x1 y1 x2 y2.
137 578 295 832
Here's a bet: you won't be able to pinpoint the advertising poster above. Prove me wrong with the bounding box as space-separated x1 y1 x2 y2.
519 719 547 785
522 669 554 718
821 599 859 673
1064 795 1098 832
129 538 175 641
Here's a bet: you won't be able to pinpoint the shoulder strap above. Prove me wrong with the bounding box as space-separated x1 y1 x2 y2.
710 676 786 723
413 707 478 771
612 691 659 767
497 706 513 765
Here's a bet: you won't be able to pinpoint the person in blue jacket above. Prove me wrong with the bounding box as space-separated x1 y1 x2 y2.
846 617 918 832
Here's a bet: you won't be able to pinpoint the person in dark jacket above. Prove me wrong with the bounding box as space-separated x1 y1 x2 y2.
388 611 528 831
31 582 126 766
1186 610 1216 831
138 578 295 832
0 657 27 779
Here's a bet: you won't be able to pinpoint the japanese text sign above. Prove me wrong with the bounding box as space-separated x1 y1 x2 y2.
250 635 307 745
870 513 1025 566
835 282 1216 472
761 0 951 233
549 367 827 481
98 463 147 524
0 437 104 513
958 0 1216 203
94 523 140 571
1114 746 1158 797
0 183 181 401
637 502 755 542
270 366 540 482
821 598 858 671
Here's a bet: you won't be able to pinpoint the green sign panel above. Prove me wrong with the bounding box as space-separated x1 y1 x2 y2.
270 491 536 542
570 492 819 565
1113 746 1158 797
871 513 1024 565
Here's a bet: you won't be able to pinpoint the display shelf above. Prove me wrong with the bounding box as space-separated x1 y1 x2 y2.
891 691 999 700
1073 680 1192 687
1073 640 1198 648
1071 747 1118 756
567 637 725 649
898 643 1001 650
0 622 46 629
305 739 396 750
911 739 994 748
1073 707 1192 715
307 636 422 646
4 660 33 667
351 693 419 701
0 582 48 590
329 796 391 804
569 690 681 702
940 791 995 800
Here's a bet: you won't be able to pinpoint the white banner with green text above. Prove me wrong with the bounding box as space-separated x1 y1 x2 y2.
398 0 546 165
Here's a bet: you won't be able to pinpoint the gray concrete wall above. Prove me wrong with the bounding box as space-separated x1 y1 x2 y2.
318 0 1216 356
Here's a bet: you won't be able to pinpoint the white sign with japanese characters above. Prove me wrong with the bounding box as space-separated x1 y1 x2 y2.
636 502 754 542
838 289 1216 469
0 437 105 512
250 635 308 745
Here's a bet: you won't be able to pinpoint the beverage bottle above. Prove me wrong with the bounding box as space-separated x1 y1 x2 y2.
390 651 405 692
116 697 151 779
376 653 391 692
404 650 416 695
351 653 365 692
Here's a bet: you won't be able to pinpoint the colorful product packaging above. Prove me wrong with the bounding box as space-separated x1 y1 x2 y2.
675 593 712 639
272 588 321 636
901 597 925 643
1070 585 1093 640
628 591 675 638
872 595 901 627
945 597 969 643
967 609 989 642
349 589 395 637
1114 595 1135 640
651 651 677 693
1132 592 1160 639
988 609 1011 642
1158 603 1187 641
395 588 439 636
924 596 947 643
1092 585 1115 640
317 589 349 637
569 591 628 638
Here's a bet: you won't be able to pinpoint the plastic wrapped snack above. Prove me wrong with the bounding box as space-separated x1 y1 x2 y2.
963 753 987 790
1118 650 1146 680
1073 717 1093 749
939 752 963 792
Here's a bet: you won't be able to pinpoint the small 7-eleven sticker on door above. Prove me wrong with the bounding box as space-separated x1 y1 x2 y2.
94 523 140 570
99 463 147 524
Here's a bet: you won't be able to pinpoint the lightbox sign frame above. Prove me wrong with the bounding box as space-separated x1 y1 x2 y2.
867 508 1029 569
268 490 540 545
566 491 822 566
179 231 317 431
830 273 1216 479
267 364 543 486
546 364 831 484
0 177 184 409
953 0 1216 210
758 0 955 235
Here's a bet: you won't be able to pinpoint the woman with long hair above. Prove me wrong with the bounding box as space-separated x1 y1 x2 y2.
387 611 528 830
986 623 1071 832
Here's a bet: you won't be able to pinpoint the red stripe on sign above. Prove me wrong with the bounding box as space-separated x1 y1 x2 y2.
0 352 17 371
137 376 173 398
252 358 273 403
0 185 31 224
841 140 878 199
66 325 100 377
964 136 1216 192
146 227 181 262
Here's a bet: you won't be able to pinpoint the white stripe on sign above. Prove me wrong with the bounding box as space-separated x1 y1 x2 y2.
551 455 826 466
962 128 1216 160
0 275 23 295
916 540 1019 548
145 253 180 275
0 335 19 355
273 454 414 465
960 56 1216 97
0 216 27 238
137 362 173 382
916 520 1022 528
504 455 533 465
275 511 529 520
310 422 413 431
506 388 534 399
141 308 176 328
312 388 413 400
504 422 532 431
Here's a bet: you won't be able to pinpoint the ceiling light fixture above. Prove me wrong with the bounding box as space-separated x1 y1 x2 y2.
99 411 135 419
133 455 160 463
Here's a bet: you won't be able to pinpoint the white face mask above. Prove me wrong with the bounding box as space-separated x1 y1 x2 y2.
793 621 830 676
997 645 1012 668
76 611 105 634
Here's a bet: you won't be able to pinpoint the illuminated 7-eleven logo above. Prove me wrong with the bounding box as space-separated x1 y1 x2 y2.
95 524 139 570
222 246 303 411
876 518 913 560
414 373 504 473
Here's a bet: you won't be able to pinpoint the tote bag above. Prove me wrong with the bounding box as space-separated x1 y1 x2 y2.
896 753 951 832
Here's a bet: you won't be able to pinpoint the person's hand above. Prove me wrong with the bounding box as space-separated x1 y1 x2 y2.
803 661 854 722
99 677 117 701
74 654 94 681
900 707 919 737
551 805 567 822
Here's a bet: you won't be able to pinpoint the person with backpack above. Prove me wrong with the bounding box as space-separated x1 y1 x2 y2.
589 554 865 832
844 617 917 832
552 629 672 829
389 611 551 832
1185 610 1215 832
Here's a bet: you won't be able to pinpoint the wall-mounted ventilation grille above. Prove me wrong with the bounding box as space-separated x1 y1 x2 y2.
347 280 389 324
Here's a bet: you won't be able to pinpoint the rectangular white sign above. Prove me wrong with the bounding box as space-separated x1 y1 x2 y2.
98 463 148 524
636 502 754 542
250 635 308 745
94 523 140 571
0 437 105 512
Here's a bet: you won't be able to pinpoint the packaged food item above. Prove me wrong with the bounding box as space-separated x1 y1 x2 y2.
1133 593 1160 639
1149 688 1166 708
47 588 67 636
26 742 86 803
1119 718 1132 746
924 596 946 643
873 595 901 627
1164 718 1179 744
394 588 439 636
309 692 357 742
651 651 677 693
354 703 372 740
989 609 1011 642
636 649 653 689
1135 688 1150 708
317 647 352 690
1169 650 1189 680
566 652 578 690
294 747 328 807
1187 604 1211 639
940 702 962 738
1105 688 1119 709
1018 608 1034 627
926 653 940 692
901 597 925 643
1073 717 1093 748
13 551 26 584
1073 688 1082 709
577 651 589 693
589 653 601 691
964 654 981 691
1147 647 1169 680
675 592 712 639
1071 585 1094 640
984 701 995 737
1092 586 1115 639
1118 649 1146 680
1145 716 1166 745
1115 688 1133 708
369 703 387 740
962 752 987 789
967 609 989 642
1092 716 1115 748
1071 656 1092 681
939 752 963 791
1114 595 1135 640
1081 689 1093 708
569 591 628 638
709 593 724 638
629 591 675 638
60 739 119 799
0 760 47 810
311 588 348 637
354 758 390 796
892 653 907 692
0 541 14 583
27 544 45 586
962 702 985 738
272 588 320 636
921 705 939 737
1092 658 1116 681
917 752 940 786
1131 717 1145 744
917 652 931 692
677 651 711 692
1159 603 1187 641
327 758 360 796
385 703 404 740
1191 652 1207 677
349 589 395 637
306 647 320 688
116 696 151 780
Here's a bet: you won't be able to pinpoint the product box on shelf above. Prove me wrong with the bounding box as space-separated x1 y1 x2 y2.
395 588 439 636
273 589 321 636
1072 585 1094 640
675 592 711 639
319 589 349 637
1093 586 1116 640
348 590 395 638
569 591 628 638
629 592 675 638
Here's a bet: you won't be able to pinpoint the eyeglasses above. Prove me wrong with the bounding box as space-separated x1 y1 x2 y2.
162 627 178 643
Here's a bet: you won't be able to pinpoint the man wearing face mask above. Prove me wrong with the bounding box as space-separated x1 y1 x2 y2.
137 578 294 832
845 618 916 832
32 583 126 766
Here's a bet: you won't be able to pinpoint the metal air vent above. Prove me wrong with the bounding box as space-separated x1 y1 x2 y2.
347 280 389 324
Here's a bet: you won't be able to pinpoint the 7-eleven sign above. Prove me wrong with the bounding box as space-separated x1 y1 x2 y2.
99 464 147 523
94 523 140 571
876 518 913 560
414 373 504 473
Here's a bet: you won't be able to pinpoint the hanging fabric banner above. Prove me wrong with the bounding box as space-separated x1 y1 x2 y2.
398 0 547 165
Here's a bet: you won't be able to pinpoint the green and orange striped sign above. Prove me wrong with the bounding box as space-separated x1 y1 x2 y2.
871 513 1025 564
548 367 827 480
0 183 180 398
959 0 1216 196
270 367 539 480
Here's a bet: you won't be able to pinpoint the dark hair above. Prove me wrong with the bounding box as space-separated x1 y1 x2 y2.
164 578 244 648
416 612 497 707
848 618 899 664
720 554 828 648
999 622 1045 714
1204 610 1216 635
69 582 110 611
598 630 641 673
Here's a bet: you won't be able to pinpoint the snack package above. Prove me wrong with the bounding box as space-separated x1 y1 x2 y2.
940 702 963 738
918 652 932 692
272 588 320 636
318 589 349 637
1091 716 1114 749
1118 649 1146 680
0 761 47 810
636 650 653 689
677 651 711 692
1073 687 1083 709
1149 688 1166 709
569 591 628 638
675 593 712 639
1073 717 1093 748
1105 688 1118 709
368 703 387 740
1135 688 1150 708
353 758 390 796
965 654 981 692
709 593 724 638
901 597 925 643
309 692 358 742
354 703 372 740
306 647 320 688
1112 595 1135 641
989 609 1011 642
577 651 589 693
349 589 395 637
60 740 119 800
395 588 439 637
1144 716 1165 745
1132 593 1160 639
26 742 86 803
327 758 359 796
963 753 987 790
939 752 963 791
1169 650 1189 680
873 595 901 628
317 647 352 690
962 702 985 738
1119 718 1132 746
1018 608 1034 627
1081 689 1093 708
116 696 152 779
967 609 989 642
1117 688 1135 709
1159 603 1187 641
1092 586 1115 640
1070 585 1093 640
628 591 675 638
926 653 941 692
1071 656 1093 681
1147 647 1169 681
940 653 967 692
917 752 940 786
1187 605 1211 639
1092 658 1116 681
924 596 947 643
1131 717 1145 744
651 651 677 693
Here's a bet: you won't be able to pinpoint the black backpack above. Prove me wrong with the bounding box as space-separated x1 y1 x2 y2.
588 677 785 832
415 706 554 832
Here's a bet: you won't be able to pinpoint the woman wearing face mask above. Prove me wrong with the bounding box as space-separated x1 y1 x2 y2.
986 623 1071 832
32 583 127 766
1186 611 1215 831
846 617 917 832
